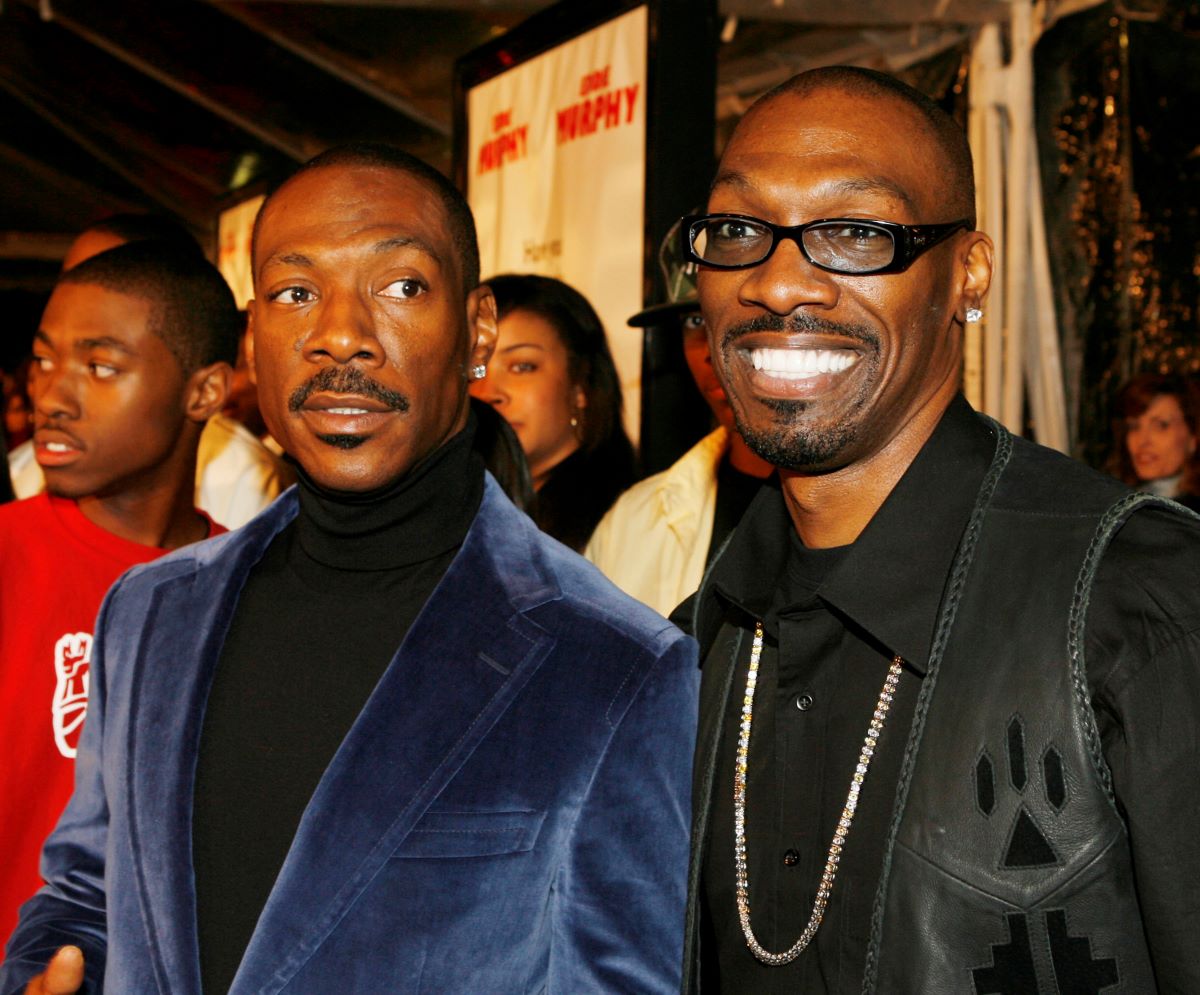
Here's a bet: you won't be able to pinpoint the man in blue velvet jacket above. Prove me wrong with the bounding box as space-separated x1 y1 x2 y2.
2 144 698 995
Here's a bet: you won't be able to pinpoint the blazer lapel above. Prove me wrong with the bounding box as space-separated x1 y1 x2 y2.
124 495 299 995
231 479 561 995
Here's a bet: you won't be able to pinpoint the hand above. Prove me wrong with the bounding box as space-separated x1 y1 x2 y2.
22 946 84 994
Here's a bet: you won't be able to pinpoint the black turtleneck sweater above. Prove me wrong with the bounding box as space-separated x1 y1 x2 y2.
192 420 484 995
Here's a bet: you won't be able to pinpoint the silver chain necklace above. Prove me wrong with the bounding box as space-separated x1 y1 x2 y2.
734 621 903 965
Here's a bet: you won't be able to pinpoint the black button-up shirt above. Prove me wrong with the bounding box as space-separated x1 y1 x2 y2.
691 396 1200 993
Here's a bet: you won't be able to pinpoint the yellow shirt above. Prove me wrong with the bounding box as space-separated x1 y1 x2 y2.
585 427 727 618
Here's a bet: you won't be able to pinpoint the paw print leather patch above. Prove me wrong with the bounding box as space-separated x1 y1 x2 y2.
974 714 1065 869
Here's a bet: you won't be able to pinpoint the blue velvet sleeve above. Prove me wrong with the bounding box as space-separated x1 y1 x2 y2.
547 627 699 993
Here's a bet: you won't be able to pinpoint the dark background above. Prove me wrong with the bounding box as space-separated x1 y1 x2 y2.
2 0 1196 467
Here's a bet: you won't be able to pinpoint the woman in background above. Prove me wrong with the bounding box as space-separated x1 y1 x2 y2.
471 274 635 551
1108 372 1200 510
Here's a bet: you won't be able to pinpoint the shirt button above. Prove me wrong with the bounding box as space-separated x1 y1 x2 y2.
783 849 801 866
795 692 815 711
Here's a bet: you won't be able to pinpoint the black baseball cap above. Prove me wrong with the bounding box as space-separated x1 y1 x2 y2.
627 215 700 328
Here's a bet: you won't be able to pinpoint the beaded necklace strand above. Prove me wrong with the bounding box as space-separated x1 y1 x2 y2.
733 621 903 965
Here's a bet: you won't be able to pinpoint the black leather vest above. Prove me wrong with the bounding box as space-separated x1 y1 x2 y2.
861 426 1169 993
683 423 1181 994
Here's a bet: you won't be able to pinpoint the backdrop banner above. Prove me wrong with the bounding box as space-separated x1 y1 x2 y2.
466 5 648 439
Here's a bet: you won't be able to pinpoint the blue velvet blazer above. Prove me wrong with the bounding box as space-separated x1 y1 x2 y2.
1 477 699 994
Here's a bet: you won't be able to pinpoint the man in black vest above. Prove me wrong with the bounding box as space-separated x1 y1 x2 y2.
680 66 1200 993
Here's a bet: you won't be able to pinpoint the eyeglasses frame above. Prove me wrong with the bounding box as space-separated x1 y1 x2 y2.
681 213 972 276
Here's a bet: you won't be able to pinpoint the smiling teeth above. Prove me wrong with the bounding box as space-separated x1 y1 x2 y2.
44 442 73 452
750 348 858 378
327 407 370 415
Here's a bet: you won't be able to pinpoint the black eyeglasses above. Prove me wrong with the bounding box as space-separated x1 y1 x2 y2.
682 214 971 275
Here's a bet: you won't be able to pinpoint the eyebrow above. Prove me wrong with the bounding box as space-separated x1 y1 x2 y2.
261 251 314 270
498 342 547 354
711 171 917 214
79 336 137 356
259 237 442 275
824 176 917 212
372 234 440 260
34 330 137 356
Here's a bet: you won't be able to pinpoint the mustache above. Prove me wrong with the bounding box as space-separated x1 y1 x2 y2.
287 366 410 413
721 312 880 352
33 421 85 449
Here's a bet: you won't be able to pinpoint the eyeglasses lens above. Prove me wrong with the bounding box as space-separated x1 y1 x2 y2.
802 223 896 273
691 217 898 273
691 218 772 268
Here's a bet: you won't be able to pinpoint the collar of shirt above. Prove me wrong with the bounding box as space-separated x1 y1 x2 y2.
701 394 996 675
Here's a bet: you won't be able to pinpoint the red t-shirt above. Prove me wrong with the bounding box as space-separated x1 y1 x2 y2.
0 493 224 952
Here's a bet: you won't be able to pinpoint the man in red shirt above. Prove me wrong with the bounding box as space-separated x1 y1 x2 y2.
0 240 238 950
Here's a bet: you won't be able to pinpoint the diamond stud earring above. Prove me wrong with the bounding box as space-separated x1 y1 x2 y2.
470 364 487 380
965 307 983 324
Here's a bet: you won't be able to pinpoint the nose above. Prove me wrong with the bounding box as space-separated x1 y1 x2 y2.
303 288 385 367
32 364 80 421
736 236 840 316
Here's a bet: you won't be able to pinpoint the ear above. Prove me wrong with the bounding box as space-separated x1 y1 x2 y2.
465 284 498 375
245 301 258 385
955 231 994 324
573 382 588 411
184 360 233 424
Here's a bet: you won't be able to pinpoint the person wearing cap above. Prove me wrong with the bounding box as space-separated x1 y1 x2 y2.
585 221 773 617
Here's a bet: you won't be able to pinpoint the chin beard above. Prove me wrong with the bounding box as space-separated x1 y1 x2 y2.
317 433 368 450
719 312 880 472
736 398 861 471
730 354 879 472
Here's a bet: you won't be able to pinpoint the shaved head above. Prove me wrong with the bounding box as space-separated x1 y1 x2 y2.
750 66 976 228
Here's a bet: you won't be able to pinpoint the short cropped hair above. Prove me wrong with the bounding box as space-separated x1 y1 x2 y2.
759 66 977 228
59 242 240 373
252 142 481 294
78 213 203 256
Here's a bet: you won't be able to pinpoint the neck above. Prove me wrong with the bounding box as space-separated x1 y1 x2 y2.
779 386 956 549
1140 473 1182 498
75 447 206 550
530 439 581 492
293 416 484 571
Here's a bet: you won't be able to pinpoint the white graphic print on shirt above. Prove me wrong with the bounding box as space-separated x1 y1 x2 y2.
52 632 91 759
